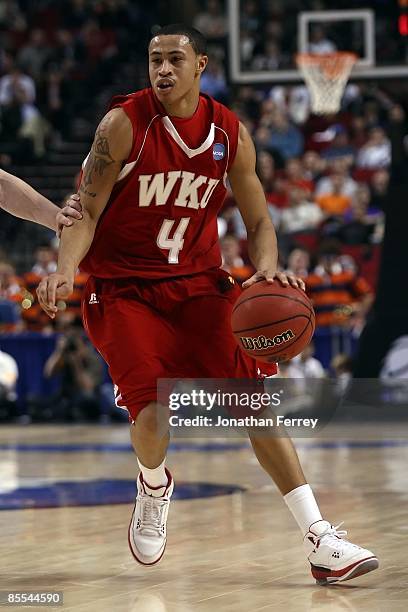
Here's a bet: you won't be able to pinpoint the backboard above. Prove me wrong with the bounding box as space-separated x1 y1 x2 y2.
228 0 408 83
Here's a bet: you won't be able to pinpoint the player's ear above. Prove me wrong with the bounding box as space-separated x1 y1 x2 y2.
196 54 208 74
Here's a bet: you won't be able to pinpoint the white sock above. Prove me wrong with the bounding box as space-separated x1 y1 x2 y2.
283 484 323 536
137 458 168 492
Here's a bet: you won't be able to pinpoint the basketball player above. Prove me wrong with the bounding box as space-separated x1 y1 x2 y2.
0 168 82 234
36 25 378 584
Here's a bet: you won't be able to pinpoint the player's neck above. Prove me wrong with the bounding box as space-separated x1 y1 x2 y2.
161 89 200 119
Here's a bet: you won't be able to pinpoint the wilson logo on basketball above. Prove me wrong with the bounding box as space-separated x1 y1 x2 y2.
240 330 295 351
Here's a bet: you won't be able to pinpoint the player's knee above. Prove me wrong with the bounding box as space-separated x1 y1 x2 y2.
133 402 168 437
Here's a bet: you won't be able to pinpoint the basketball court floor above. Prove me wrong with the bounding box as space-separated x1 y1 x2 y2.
0 423 407 611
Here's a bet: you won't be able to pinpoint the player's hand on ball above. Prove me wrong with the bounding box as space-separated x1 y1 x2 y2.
36 274 74 319
56 193 83 237
242 270 305 291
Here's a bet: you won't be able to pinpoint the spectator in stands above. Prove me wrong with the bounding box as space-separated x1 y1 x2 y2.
80 18 117 66
315 158 357 199
284 157 314 194
17 246 56 332
350 116 368 149
292 343 326 378
37 65 71 137
44 316 103 421
254 125 275 153
316 172 352 216
22 244 85 331
268 84 310 125
0 58 36 109
17 29 51 81
256 149 286 210
362 100 381 130
0 261 24 332
252 40 283 71
286 247 311 278
200 56 228 103
320 125 355 166
220 234 254 283
336 186 378 246
0 0 25 30
51 29 84 74
228 148 283 237
0 298 21 333
302 150 326 182
0 261 23 303
193 0 226 40
356 126 391 169
259 98 276 126
353 183 384 225
269 110 304 160
0 345 18 421
240 0 260 34
370 169 389 212
239 28 256 67
235 85 262 121
0 59 48 159
31 244 57 276
331 353 353 393
306 242 374 328
62 0 92 30
257 150 275 192
308 25 336 54
0 58 34 161
279 186 324 235
254 125 273 150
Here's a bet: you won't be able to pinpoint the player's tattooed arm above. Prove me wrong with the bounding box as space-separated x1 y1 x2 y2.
80 116 116 198
37 108 132 318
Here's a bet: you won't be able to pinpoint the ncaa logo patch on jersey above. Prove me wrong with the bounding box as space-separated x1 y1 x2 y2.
213 143 225 160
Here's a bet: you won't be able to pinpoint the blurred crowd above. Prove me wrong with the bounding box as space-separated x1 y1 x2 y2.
0 0 156 164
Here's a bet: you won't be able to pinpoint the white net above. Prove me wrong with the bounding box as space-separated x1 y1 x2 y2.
296 53 357 115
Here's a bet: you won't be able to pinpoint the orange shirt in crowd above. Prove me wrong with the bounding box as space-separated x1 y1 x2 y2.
306 269 371 327
316 193 351 215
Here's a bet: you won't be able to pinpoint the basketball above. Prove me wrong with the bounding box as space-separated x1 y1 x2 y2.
231 281 315 363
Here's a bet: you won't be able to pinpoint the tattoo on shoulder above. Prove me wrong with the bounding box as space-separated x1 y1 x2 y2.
81 116 116 192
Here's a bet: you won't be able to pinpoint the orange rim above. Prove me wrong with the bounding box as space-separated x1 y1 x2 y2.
296 52 357 79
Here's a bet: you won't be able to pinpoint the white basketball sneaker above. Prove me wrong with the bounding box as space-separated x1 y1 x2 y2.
128 469 174 565
304 520 379 585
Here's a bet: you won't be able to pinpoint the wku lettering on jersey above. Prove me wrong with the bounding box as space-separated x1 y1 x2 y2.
138 172 220 209
80 89 240 279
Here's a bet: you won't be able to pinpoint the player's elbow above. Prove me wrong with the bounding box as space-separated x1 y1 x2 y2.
247 215 275 237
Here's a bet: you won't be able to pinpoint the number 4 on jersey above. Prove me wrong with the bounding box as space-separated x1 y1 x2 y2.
157 218 191 264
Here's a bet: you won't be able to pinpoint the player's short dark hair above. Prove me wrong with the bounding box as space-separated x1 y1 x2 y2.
150 24 207 55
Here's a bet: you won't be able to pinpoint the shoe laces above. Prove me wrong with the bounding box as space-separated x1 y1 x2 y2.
138 495 168 536
320 522 348 540
317 522 360 552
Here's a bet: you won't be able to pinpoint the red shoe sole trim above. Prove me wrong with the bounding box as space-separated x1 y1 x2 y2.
311 556 378 580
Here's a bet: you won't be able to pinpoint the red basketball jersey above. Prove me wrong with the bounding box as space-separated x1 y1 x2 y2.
80 88 239 279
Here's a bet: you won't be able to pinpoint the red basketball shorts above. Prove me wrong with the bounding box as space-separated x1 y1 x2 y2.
82 268 277 420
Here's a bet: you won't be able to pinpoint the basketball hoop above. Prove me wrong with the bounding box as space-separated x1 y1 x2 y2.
296 52 357 115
